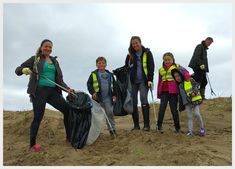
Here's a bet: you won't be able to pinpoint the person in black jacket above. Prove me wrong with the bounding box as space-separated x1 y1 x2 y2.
15 39 74 151
125 36 155 131
188 37 213 100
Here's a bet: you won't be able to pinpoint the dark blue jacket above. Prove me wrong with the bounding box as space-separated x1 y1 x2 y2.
87 69 116 103
125 46 155 84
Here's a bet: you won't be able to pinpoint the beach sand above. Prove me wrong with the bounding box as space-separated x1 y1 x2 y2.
3 97 232 166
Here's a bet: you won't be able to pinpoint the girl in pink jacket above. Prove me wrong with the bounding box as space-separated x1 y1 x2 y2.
157 52 190 133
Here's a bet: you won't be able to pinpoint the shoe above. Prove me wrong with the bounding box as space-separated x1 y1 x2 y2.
131 126 140 131
31 145 41 151
199 128 206 136
143 127 150 131
157 126 164 133
186 131 193 136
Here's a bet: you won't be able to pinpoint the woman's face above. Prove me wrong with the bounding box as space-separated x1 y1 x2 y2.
163 55 173 66
131 39 142 52
41 41 53 56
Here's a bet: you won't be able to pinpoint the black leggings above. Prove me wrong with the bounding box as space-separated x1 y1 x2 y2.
30 86 70 147
157 92 180 130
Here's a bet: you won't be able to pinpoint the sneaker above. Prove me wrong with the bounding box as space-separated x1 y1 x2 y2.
31 145 41 151
186 131 193 136
131 126 140 131
143 126 150 131
157 126 164 133
199 128 206 136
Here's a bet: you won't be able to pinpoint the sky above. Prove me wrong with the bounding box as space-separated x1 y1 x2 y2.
3 3 232 110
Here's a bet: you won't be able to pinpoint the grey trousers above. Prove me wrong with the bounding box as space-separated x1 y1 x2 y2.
185 104 204 132
100 100 116 131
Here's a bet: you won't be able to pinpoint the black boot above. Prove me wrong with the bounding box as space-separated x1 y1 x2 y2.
142 104 150 131
132 107 140 130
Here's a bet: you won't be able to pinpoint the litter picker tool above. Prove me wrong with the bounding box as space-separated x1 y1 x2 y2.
206 73 216 96
93 100 116 138
32 71 78 98
150 87 157 126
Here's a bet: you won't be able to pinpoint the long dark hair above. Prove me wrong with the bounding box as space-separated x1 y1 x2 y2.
128 36 142 55
35 39 53 57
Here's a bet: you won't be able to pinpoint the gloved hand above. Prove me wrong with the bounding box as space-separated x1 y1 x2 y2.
148 81 153 90
92 93 97 101
200 64 205 70
22 68 32 75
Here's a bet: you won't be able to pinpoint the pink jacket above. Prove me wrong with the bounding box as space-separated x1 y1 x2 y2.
157 65 190 98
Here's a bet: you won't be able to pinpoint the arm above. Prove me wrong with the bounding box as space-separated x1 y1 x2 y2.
111 74 117 97
157 72 162 99
15 56 35 76
125 54 130 67
147 50 155 82
193 45 204 68
191 78 200 95
87 73 95 95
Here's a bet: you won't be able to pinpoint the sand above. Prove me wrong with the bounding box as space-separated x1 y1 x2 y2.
3 97 232 166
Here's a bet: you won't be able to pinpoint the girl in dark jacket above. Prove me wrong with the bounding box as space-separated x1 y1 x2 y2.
15 39 74 150
125 36 155 131
171 67 205 136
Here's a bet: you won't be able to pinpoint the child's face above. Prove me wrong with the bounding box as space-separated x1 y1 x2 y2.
163 56 173 66
96 60 106 71
173 72 182 82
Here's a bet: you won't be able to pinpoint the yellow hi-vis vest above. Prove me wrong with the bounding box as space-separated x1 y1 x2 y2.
92 72 113 93
128 52 148 77
159 64 179 81
184 81 202 102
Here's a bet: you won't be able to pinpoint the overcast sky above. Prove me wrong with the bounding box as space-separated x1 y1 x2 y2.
3 3 232 110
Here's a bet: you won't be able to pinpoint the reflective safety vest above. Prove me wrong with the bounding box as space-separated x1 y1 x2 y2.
92 72 114 93
128 52 148 77
159 64 179 81
184 81 202 102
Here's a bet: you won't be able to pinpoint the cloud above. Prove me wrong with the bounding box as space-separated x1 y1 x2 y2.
3 3 232 110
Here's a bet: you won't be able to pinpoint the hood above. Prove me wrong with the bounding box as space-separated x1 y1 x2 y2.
171 67 187 82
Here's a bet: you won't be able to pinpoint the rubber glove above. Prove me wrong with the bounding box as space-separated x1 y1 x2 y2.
22 68 32 75
200 65 205 70
148 81 153 90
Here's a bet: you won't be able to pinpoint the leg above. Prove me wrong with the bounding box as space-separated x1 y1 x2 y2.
103 100 116 133
131 83 140 129
169 94 180 131
139 82 150 130
48 89 71 140
194 105 204 128
30 87 48 147
185 104 193 132
193 69 207 99
200 73 208 99
157 92 169 130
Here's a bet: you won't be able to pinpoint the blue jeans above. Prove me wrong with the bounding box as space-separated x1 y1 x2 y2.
131 82 149 128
